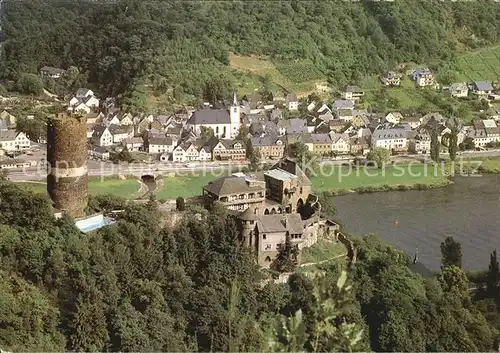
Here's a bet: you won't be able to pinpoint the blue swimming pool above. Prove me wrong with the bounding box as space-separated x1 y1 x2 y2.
75 214 116 233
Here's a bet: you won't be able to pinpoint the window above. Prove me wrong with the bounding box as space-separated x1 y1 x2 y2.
265 244 271 250
276 244 282 251
263 234 267 240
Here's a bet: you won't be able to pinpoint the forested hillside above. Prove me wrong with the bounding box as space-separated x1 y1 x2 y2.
2 0 500 106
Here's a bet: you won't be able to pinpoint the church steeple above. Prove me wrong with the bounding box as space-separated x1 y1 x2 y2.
229 92 241 138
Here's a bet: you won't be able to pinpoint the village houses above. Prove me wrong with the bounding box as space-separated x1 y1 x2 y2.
91 126 113 147
449 83 469 98
412 68 435 87
285 93 299 111
40 66 66 79
0 131 30 151
250 136 286 160
186 95 241 138
380 71 402 86
472 81 494 98
340 85 364 101
330 133 351 155
371 127 411 152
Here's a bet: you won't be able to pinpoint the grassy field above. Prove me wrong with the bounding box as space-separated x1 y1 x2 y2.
458 157 500 174
311 164 449 192
15 179 141 199
452 45 500 82
156 172 231 200
229 54 331 98
300 240 347 265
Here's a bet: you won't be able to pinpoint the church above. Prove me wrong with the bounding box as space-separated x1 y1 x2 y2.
186 94 241 139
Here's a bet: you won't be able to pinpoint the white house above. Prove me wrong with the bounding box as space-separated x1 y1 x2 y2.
470 119 500 147
380 71 402 86
72 102 91 114
385 112 403 124
371 128 410 151
449 83 468 98
412 68 435 87
0 131 30 151
172 144 187 162
120 113 134 126
40 66 66 79
186 97 241 138
410 129 431 154
147 137 175 154
341 85 364 101
83 96 100 109
472 81 494 97
330 133 351 154
88 145 110 160
122 137 144 152
285 93 299 111
109 125 130 144
91 126 113 147
76 88 94 99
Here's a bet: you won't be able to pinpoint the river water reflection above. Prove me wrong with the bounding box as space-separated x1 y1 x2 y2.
334 174 500 271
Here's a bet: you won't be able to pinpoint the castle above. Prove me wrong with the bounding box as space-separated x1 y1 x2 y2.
203 158 337 267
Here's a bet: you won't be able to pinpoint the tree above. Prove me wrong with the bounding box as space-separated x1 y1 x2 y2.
268 271 364 352
288 142 319 177
237 125 250 141
447 116 462 161
440 236 462 268
15 73 44 95
200 126 214 140
176 196 185 211
486 250 500 301
459 137 475 151
366 147 391 169
248 147 261 171
438 265 470 303
271 235 299 273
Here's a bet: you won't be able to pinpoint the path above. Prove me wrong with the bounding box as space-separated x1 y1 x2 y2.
298 252 347 268
43 89 59 100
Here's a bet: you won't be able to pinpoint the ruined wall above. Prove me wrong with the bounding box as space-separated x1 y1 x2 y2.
47 114 88 218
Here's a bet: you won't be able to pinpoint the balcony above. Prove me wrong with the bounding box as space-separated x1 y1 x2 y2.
219 195 265 206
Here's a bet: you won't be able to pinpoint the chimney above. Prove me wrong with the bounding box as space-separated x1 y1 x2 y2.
282 216 288 229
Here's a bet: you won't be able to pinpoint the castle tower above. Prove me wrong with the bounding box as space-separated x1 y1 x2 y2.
229 92 240 138
47 113 88 218
238 207 257 249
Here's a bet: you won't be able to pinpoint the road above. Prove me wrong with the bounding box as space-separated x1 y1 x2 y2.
5 162 250 181
5 149 500 182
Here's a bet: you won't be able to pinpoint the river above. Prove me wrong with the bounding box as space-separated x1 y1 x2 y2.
334 174 500 271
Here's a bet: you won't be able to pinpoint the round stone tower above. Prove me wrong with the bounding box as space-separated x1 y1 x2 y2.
47 113 88 218
238 207 257 249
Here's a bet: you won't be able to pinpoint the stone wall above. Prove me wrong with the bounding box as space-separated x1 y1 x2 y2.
47 114 88 218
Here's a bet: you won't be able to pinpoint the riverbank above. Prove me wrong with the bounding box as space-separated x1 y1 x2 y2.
457 157 500 174
312 164 450 195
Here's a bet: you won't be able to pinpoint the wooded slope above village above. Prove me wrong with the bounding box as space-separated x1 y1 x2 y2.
2 0 500 101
